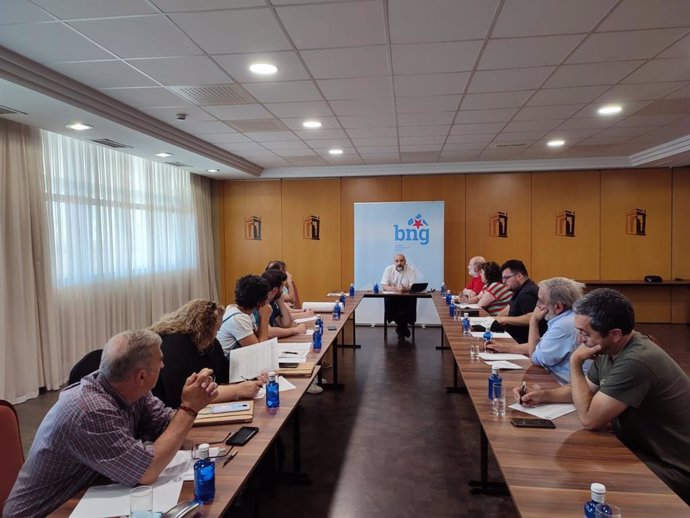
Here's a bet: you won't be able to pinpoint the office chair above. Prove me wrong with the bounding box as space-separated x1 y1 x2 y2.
0 400 24 513
68 349 103 385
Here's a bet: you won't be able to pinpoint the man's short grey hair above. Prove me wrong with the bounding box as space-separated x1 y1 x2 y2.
99 329 162 383
538 277 585 310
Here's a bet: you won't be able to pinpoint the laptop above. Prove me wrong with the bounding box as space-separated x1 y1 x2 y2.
409 282 428 293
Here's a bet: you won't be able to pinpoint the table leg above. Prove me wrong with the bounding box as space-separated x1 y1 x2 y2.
339 309 362 349
446 360 468 394
280 406 312 486
322 331 344 390
435 326 450 350
469 428 508 495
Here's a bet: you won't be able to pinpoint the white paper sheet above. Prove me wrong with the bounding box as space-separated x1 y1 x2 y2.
278 353 308 363
484 360 523 370
278 343 312 352
294 315 317 324
471 331 512 339
469 316 494 328
478 352 530 361
69 477 183 518
302 301 343 312
228 338 279 383
278 375 296 392
305 328 314 335
457 303 481 309
327 292 345 297
509 402 577 420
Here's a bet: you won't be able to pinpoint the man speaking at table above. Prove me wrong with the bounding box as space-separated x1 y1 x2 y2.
381 254 419 344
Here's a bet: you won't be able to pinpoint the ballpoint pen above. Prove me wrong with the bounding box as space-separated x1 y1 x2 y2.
222 449 238 468
519 381 527 401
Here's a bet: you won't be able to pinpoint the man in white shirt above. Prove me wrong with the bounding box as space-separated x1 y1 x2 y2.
381 254 418 343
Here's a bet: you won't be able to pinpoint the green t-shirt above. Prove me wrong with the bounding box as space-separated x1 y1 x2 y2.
587 332 690 503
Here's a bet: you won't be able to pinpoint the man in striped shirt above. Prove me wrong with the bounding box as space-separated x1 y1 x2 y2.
4 329 218 518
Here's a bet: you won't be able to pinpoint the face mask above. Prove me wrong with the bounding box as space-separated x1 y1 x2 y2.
396 264 404 272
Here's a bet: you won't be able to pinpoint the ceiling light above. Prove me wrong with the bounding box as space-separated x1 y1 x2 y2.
65 122 92 131
598 104 622 116
155 152 172 157
302 120 322 129
249 63 278 75
206 169 220 173
329 148 344 155
547 139 565 148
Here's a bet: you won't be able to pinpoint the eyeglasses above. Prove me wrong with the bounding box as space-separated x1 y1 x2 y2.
502 273 517 281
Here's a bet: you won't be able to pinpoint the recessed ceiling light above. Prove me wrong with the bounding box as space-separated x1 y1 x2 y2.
206 169 220 173
302 120 322 129
155 152 172 157
329 148 344 155
598 104 622 116
547 139 565 148
65 122 92 131
249 63 278 75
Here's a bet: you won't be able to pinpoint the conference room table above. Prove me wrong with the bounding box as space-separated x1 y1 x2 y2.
432 293 689 516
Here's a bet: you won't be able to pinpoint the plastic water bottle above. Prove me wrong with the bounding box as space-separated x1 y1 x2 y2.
339 293 346 305
462 313 471 336
194 443 215 504
488 364 502 402
373 282 380 294
441 281 446 296
584 483 610 518
483 329 493 347
313 327 322 352
332 302 341 320
315 315 324 335
266 371 280 408
445 292 452 305
349 283 355 297
449 303 456 318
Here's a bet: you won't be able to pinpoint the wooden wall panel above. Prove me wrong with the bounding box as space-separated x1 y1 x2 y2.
219 180 283 304
402 174 466 292
465 173 532 274
340 177 402 288
671 168 690 323
531 171 600 282
600 169 672 280
281 179 342 303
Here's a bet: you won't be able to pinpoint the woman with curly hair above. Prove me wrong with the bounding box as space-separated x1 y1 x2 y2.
477 261 513 316
150 299 263 408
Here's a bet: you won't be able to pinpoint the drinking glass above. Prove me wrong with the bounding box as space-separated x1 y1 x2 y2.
596 503 622 518
492 382 506 417
130 486 153 518
469 337 480 359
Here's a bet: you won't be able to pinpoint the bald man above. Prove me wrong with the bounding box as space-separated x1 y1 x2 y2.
381 254 418 343
463 255 486 302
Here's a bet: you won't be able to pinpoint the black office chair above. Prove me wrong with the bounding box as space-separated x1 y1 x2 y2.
68 349 103 384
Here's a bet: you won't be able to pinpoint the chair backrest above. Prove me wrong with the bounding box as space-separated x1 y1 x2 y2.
68 349 103 385
0 400 24 513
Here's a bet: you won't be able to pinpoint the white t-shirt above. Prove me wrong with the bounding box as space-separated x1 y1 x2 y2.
381 264 418 288
216 305 257 354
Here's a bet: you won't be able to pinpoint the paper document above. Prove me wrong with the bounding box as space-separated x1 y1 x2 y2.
470 316 494 328
305 328 314 335
509 402 576 420
327 292 345 297
478 352 530 361
471 331 512 339
484 360 522 370
457 303 481 309
277 343 310 362
228 338 279 383
278 343 312 352
69 477 182 518
294 315 317 324
278 375 296 392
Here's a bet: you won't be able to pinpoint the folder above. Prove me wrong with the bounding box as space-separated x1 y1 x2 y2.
278 361 316 377
193 400 254 426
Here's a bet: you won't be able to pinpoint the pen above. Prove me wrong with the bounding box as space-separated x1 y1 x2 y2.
222 449 238 468
283 351 299 355
519 381 527 401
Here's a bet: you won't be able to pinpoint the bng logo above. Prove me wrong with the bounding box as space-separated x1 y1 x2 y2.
394 213 429 245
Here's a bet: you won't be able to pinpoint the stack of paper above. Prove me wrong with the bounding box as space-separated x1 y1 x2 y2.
478 352 530 361
509 403 576 420
277 343 311 363
483 360 523 370
228 338 279 382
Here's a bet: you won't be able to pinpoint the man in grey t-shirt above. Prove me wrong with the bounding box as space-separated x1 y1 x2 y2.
516 289 690 504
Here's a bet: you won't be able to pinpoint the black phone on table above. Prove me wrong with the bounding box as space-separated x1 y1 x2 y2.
510 418 556 429
226 426 259 446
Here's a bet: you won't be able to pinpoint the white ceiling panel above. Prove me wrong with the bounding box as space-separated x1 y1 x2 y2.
493 131 545 142
213 51 310 83
329 98 395 116
657 34 690 59
244 131 300 143
478 35 583 69
0 22 113 63
665 84 690 99
391 42 482 75
151 0 266 11
318 77 393 100
393 73 471 97
218 141 268 152
294 128 348 140
275 148 316 157
450 123 505 135
100 87 192 107
558 117 616 130
514 104 584 121
446 133 495 144
280 116 341 130
455 108 517 124
622 58 690 84
572 100 652 119
306 139 355 150
204 133 253 143
492 0 616 38
351 136 398 146
503 119 561 132
178 121 235 134
260 140 311 151
33 0 157 19
597 0 690 31
568 29 687 64
276 1 385 49
242 81 322 102
170 9 291 54
596 126 652 138
338 114 397 128
399 135 447 146
468 67 555 93
264 101 333 118
346 127 397 138
397 125 450 137
50 61 156 88
396 95 460 114
527 86 609 106
461 90 533 110
202 104 273 119
442 142 486 151
127 56 231 85
545 61 644 88
0 0 55 23
70 16 202 59
616 114 686 127
388 0 497 43
143 106 218 122
356 146 400 154
300 46 390 79
397 112 455 126
595 82 686 103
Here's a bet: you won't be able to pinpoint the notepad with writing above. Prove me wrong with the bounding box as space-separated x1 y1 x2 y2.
194 400 254 426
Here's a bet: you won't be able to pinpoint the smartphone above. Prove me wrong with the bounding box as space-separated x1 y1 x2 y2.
210 402 250 414
279 362 299 368
226 426 259 446
327 325 337 331
511 418 556 429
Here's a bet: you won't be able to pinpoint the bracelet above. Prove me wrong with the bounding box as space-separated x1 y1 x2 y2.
178 405 198 418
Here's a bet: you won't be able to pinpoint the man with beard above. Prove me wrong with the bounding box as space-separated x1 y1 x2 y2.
462 255 486 303
381 254 419 343
261 268 307 339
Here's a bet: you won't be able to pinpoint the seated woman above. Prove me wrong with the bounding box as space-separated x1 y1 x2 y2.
477 261 513 316
265 260 313 319
150 299 263 408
